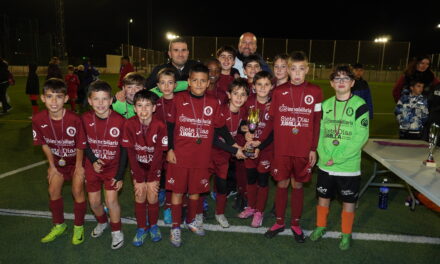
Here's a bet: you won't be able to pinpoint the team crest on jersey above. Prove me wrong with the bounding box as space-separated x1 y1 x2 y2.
168 177 175 184
204 106 213 116
152 134 157 143
110 127 120 137
304 95 314 105
346 107 354 116
264 113 270 121
361 118 368 127
32 130 37 139
66 126 77 137
162 136 168 146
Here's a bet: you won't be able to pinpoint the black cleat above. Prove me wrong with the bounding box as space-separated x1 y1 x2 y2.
264 225 285 239
291 227 306 243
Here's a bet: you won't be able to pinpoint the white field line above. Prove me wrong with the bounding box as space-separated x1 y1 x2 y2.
0 161 47 179
1 208 439 245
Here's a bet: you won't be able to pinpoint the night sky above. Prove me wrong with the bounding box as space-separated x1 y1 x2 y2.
3 0 440 58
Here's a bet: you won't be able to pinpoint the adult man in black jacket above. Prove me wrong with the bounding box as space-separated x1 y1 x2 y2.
145 38 198 89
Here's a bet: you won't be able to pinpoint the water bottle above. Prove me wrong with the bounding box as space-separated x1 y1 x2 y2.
378 178 389 209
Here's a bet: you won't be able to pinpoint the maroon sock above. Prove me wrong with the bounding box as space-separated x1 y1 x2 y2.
182 195 189 207
290 187 304 226
247 184 257 209
73 201 87 226
275 187 288 226
95 212 108 224
148 202 159 226
49 198 64 224
197 196 205 215
235 161 247 195
171 204 182 228
186 199 199 224
165 191 172 209
256 186 269 212
110 221 122 232
135 202 147 229
215 194 227 215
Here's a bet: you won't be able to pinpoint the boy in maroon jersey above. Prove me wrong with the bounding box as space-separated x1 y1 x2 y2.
263 51 323 243
238 71 274 228
273 54 289 89
122 90 168 246
82 80 127 250
33 78 87 245
215 46 241 101
210 78 249 228
243 55 263 94
205 59 223 101
65 65 80 112
166 64 243 247
154 68 178 224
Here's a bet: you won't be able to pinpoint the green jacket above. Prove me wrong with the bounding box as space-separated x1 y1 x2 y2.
317 95 369 176
112 100 135 119
149 81 188 97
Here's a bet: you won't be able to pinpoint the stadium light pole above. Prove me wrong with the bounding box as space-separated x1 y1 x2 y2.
128 18 133 57
374 36 389 71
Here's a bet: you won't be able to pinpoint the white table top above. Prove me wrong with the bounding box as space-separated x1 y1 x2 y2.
363 138 440 206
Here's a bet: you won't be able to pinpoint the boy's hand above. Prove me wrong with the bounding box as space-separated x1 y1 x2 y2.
146 181 160 195
93 159 105 173
244 140 260 150
235 148 246 160
245 132 254 142
115 90 126 102
134 182 147 197
47 166 62 184
167 149 177 164
309 151 317 167
73 165 85 181
112 179 123 191
325 159 334 166
251 148 260 159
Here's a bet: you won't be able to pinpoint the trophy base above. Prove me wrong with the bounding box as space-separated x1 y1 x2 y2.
423 160 436 167
244 152 255 158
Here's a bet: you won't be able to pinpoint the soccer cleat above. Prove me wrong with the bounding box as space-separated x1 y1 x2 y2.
170 227 182 247
339 233 352 250
149 225 162 242
158 189 166 207
291 226 306 243
111 230 124 250
227 190 238 198
41 223 67 243
215 214 230 228
91 222 108 238
195 213 204 225
132 228 148 247
251 211 264 228
163 208 172 225
238 207 256 219
187 220 205 236
72 225 85 245
264 224 285 238
309 226 327 241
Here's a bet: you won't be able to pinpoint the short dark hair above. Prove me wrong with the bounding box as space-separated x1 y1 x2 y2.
157 68 177 82
133 90 159 105
216 46 237 59
352 63 363 69
121 56 130 62
228 78 250 95
205 58 221 68
88 80 112 98
409 79 425 87
243 55 262 68
253 71 273 85
123 72 145 87
43 78 67 94
274 54 289 62
168 38 189 51
288 51 308 66
189 63 209 76
329 65 355 80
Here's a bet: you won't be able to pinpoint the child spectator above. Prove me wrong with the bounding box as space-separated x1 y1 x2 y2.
65 65 80 112
351 63 373 119
26 62 40 117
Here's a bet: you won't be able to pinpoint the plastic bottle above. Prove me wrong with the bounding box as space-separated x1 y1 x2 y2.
378 178 389 209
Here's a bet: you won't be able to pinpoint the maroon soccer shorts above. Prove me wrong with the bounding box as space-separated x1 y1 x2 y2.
209 155 230 180
166 164 210 194
271 156 312 183
85 169 118 193
56 165 75 181
244 148 273 173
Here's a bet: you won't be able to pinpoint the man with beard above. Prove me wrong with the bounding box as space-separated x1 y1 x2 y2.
234 32 272 78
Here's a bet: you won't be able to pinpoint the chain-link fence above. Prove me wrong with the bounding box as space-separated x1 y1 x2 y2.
181 36 412 71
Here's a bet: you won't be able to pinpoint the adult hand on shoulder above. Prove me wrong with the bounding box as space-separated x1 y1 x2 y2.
325 159 334 166
115 90 126 102
167 149 177 164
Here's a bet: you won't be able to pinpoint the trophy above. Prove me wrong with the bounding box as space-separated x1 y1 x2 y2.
244 108 260 158
424 123 440 167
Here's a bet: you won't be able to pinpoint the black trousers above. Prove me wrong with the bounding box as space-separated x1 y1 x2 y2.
0 83 10 112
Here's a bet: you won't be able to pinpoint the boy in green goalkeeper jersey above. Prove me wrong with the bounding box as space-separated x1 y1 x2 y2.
310 65 369 250
112 72 146 119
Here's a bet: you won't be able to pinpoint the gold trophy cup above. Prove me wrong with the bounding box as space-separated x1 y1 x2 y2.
424 123 440 167
244 108 260 158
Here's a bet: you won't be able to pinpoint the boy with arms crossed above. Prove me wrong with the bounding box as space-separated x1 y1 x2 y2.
33 78 87 245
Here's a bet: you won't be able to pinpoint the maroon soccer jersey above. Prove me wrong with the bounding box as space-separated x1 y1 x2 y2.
268 82 323 157
33 109 86 166
155 97 174 123
244 94 272 141
217 74 235 103
169 91 225 168
81 110 125 171
122 116 167 182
